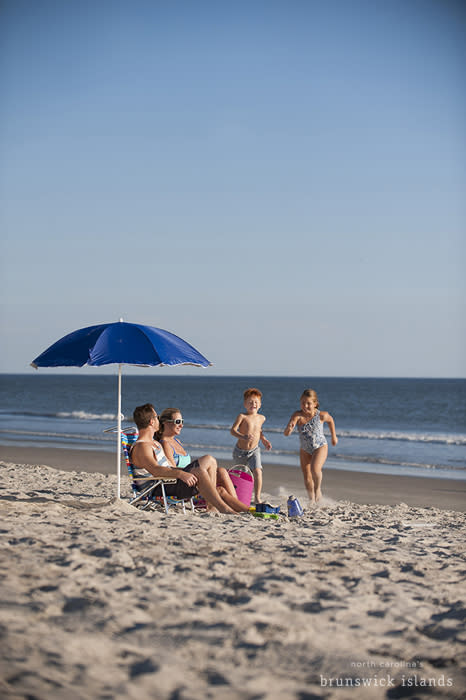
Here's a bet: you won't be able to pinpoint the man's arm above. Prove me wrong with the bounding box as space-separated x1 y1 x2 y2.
132 442 196 483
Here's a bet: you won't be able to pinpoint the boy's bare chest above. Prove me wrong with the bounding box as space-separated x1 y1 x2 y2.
241 414 263 430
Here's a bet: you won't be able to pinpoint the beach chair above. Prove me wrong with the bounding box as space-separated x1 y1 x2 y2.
121 429 195 514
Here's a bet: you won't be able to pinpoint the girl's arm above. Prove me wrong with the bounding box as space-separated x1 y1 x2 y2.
321 411 338 446
284 412 300 436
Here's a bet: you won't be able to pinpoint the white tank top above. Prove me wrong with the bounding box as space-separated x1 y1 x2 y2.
131 439 172 479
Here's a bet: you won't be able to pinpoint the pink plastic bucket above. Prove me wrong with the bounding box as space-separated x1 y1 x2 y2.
228 465 254 506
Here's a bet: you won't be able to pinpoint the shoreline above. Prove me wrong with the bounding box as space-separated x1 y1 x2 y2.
1 444 465 512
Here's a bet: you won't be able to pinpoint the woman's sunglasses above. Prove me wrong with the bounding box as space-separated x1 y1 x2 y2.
167 419 183 425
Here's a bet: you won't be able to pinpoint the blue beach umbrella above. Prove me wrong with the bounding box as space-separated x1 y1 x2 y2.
31 320 211 498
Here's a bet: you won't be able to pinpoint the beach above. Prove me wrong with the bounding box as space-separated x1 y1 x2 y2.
1 447 465 699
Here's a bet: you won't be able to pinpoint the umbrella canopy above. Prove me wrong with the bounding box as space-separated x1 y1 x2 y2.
31 320 211 497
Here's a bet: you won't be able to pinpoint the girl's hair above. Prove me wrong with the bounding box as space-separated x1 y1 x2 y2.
154 407 181 441
300 389 319 409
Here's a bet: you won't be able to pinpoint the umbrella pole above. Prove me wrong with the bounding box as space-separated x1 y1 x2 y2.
117 363 122 499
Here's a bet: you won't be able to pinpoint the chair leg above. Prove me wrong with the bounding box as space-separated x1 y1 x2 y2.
160 483 170 515
130 481 157 507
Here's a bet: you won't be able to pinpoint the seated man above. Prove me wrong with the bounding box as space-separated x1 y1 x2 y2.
130 403 238 515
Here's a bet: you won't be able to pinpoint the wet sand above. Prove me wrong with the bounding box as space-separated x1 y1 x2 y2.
1 444 465 511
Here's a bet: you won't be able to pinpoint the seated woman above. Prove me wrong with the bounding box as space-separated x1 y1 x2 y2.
155 407 251 512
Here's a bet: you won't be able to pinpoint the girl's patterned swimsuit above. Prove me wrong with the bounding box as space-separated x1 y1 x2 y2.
297 412 327 454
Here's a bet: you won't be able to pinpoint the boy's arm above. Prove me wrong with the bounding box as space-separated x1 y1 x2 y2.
321 411 338 446
260 432 272 450
260 416 272 450
230 414 252 441
284 412 299 436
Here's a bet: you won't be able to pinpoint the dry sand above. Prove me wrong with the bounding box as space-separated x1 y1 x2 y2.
1 446 465 699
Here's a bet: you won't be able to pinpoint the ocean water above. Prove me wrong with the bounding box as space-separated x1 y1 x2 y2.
0 374 465 480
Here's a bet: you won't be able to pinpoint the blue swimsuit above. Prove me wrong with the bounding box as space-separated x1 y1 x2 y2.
171 437 192 468
297 413 327 454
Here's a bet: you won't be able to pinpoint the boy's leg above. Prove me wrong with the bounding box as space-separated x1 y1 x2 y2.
310 445 328 502
253 467 263 504
248 447 263 504
299 449 315 502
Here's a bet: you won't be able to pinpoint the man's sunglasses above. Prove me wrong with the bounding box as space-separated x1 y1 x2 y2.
167 419 183 425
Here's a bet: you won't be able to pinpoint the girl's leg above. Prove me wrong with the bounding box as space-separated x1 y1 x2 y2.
310 445 328 502
299 449 315 501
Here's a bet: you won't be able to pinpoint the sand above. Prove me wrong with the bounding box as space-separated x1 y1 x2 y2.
0 446 465 699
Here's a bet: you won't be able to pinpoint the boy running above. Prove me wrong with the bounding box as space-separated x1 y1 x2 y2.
230 388 272 504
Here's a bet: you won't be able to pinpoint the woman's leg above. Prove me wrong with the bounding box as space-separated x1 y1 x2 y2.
217 486 250 512
197 454 218 488
216 467 237 498
192 456 237 514
310 444 328 502
300 449 315 501
217 467 252 511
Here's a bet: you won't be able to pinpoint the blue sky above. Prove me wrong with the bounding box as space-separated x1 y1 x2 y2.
1 0 465 377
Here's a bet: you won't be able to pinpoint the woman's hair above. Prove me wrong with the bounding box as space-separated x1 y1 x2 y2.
154 407 181 441
300 389 319 409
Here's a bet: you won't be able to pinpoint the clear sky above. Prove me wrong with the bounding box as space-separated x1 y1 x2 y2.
1 0 465 377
